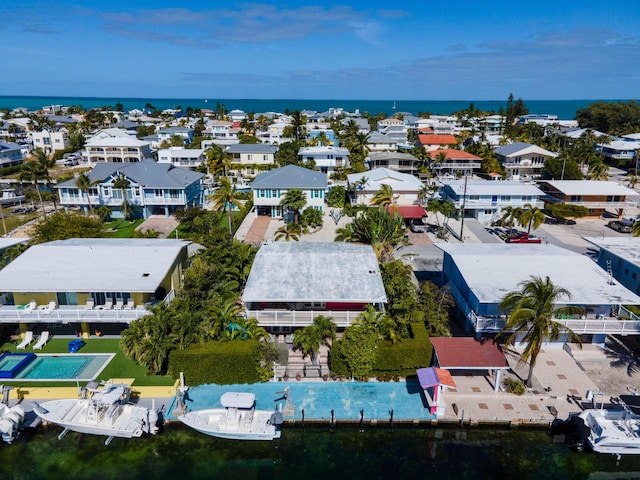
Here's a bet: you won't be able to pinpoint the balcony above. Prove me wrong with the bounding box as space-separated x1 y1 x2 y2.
0 304 150 324
447 198 545 209
543 196 637 209
432 162 481 169
246 309 364 327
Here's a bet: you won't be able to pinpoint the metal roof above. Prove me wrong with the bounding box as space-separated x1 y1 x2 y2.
57 159 204 189
430 338 509 369
583 237 640 268
250 165 326 190
0 238 190 293
242 242 387 303
441 180 544 196
226 144 278 154
436 243 640 306
539 180 637 196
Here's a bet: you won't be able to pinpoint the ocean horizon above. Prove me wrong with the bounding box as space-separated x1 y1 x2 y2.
1 96 638 120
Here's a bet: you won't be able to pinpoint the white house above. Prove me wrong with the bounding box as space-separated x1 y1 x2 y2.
251 165 326 218
85 128 151 164
157 146 206 168
440 179 545 223
347 168 423 206
297 145 350 174
31 130 70 154
495 142 557 180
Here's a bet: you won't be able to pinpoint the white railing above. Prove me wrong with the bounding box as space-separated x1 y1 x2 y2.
0 305 150 324
473 313 640 335
432 162 481 169
246 309 362 327
543 197 637 208
449 199 545 209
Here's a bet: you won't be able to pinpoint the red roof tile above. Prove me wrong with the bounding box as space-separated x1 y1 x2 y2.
428 149 481 160
386 205 427 219
430 337 509 369
418 134 458 146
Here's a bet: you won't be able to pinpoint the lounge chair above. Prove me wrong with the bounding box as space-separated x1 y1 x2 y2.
33 331 50 350
85 298 95 310
24 300 37 312
16 331 34 350
115 299 124 310
41 300 57 315
103 299 113 310
123 299 135 310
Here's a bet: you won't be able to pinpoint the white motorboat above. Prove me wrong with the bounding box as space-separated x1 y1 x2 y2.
577 394 640 455
33 381 159 445
0 403 25 444
179 391 283 441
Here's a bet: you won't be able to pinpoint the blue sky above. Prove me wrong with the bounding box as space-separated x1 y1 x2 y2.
1 1 639 100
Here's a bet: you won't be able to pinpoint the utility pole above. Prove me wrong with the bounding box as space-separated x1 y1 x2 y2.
459 175 468 242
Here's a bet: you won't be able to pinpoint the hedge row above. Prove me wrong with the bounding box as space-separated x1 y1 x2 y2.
373 322 433 376
168 340 262 386
329 322 434 378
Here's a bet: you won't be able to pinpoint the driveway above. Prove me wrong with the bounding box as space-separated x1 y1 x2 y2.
136 215 179 239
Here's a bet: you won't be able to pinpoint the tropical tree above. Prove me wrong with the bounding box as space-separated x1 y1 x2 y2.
280 188 307 224
208 177 239 236
31 211 106 243
292 315 337 365
499 275 583 387
371 184 397 207
519 203 546 234
19 160 47 216
586 160 609 180
334 223 355 242
274 222 302 241
33 148 58 212
499 205 524 230
206 144 231 177
349 206 406 262
112 173 132 220
74 172 101 215
632 219 640 237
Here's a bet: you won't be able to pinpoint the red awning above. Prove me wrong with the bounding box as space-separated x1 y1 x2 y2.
386 205 427 219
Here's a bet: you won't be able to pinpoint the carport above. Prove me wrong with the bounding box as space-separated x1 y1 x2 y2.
430 337 510 392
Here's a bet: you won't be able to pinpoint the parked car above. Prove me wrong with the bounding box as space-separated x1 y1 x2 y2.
505 233 542 244
606 220 633 233
63 158 79 166
409 218 427 233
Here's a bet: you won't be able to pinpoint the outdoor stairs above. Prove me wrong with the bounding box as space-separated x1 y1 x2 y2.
285 346 329 379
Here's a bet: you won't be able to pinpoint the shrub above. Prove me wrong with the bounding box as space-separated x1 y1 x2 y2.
503 377 526 395
168 340 263 385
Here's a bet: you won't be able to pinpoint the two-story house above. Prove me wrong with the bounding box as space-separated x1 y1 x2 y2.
251 165 326 218
297 145 350 174
495 142 557 180
56 159 204 218
31 130 70 155
0 141 26 167
537 180 638 219
417 134 458 151
85 128 152 164
365 152 420 175
157 146 207 168
157 126 194 146
226 144 278 178
429 149 482 177
440 179 545 223
347 168 424 206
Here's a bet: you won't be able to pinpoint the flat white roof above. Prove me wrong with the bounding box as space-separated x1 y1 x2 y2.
0 238 190 293
242 242 387 303
436 243 640 306
0 238 29 250
442 180 544 196
583 237 640 268
540 180 637 196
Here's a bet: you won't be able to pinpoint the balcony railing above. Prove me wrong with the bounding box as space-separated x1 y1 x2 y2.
0 305 150 324
432 162 481 169
246 309 363 327
543 196 637 209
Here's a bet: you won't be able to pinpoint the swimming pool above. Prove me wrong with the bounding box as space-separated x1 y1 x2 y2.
0 353 114 381
169 380 436 422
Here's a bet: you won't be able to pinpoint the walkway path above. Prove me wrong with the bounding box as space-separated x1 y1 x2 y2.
241 216 271 245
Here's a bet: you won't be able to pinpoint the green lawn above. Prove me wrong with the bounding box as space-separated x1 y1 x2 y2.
105 219 145 238
1 209 41 236
1 338 176 387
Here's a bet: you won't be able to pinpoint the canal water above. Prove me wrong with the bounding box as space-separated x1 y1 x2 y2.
3 424 640 479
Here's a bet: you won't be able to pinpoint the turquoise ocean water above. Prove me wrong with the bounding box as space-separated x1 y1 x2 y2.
1 96 638 119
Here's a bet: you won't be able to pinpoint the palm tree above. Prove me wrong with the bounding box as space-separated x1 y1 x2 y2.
74 172 101 215
208 177 238 237
632 218 640 237
334 223 355 242
33 148 58 212
519 203 546 234
280 188 307 224
292 315 336 365
350 206 406 262
206 144 231 178
371 184 397 207
274 222 301 241
499 205 524 231
586 160 609 180
19 161 47 217
500 275 583 387
112 173 131 220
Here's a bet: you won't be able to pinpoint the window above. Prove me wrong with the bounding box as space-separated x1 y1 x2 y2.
169 189 180 199
88 188 98 197
311 189 323 199
271 189 279 198
154 189 163 197
258 189 265 198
